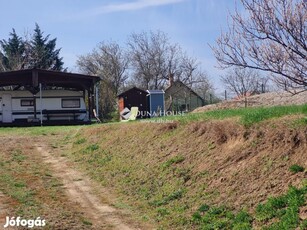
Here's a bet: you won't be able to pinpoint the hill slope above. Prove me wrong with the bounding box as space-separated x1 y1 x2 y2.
66 110 307 229
194 91 307 113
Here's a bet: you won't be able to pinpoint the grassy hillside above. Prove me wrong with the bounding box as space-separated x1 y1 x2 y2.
62 105 307 229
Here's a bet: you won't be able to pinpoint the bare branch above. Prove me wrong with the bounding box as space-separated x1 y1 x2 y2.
211 0 307 92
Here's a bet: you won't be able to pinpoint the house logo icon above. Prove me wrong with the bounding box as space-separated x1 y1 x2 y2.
120 107 139 121
120 107 131 120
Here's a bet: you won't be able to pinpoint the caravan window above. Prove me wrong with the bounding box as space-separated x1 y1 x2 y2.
62 99 80 108
21 99 34 107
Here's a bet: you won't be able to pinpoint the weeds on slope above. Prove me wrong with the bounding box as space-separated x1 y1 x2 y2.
192 184 307 230
156 104 307 127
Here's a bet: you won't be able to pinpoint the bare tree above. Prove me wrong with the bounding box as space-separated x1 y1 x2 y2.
128 31 178 89
77 42 129 119
128 30 212 93
211 0 307 93
221 67 260 96
221 67 267 106
78 42 129 95
178 54 211 88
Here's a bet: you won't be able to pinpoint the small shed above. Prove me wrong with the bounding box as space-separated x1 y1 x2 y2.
117 87 149 118
146 90 165 117
165 81 204 112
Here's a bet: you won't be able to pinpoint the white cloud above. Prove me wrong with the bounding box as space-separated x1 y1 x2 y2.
91 0 185 15
62 0 186 21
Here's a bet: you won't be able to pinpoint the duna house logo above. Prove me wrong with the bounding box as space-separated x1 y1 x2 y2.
120 107 185 121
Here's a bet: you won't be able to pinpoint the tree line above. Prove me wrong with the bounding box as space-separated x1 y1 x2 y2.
77 31 213 119
0 26 213 120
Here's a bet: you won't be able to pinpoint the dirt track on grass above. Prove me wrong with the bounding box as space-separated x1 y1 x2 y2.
35 143 144 230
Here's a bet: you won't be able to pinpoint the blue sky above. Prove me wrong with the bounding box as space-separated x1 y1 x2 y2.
0 0 237 94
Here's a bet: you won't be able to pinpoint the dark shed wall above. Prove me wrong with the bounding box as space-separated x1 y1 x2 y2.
118 87 149 118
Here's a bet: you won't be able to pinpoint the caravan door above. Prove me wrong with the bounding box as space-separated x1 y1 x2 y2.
2 94 12 123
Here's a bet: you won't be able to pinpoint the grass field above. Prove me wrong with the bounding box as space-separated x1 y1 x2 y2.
0 105 306 229
160 104 307 127
63 105 307 229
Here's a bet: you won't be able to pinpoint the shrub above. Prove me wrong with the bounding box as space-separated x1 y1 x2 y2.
74 138 86 145
192 185 307 229
192 205 252 230
161 156 185 169
289 164 305 173
85 144 99 153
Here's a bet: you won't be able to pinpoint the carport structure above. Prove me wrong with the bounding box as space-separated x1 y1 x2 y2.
0 68 100 125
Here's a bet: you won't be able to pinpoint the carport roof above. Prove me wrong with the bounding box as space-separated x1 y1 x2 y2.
0 68 100 93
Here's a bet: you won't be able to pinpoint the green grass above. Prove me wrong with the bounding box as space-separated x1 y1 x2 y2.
74 137 86 145
192 205 252 230
84 143 100 152
151 104 307 127
0 125 84 136
149 189 185 207
161 156 185 169
255 186 306 229
192 185 307 230
289 164 305 174
0 149 44 217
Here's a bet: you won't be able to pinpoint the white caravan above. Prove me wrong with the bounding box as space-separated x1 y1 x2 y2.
0 90 88 124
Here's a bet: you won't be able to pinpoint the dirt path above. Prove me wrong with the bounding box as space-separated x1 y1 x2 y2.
35 144 144 230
